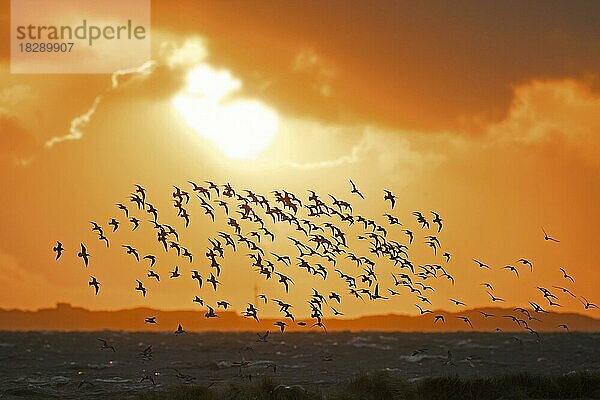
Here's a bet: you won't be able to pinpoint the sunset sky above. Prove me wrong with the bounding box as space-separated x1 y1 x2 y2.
1 1 599 320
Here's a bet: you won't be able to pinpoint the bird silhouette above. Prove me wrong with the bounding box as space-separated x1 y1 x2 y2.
383 190 396 209
473 259 490 269
457 316 473 328
349 179 365 199
88 276 100 295
542 227 559 242
108 218 119 232
77 243 90 268
135 280 147 297
122 245 140 262
174 323 186 335
486 291 504 302
147 270 160 281
191 270 203 288
142 255 156 268
502 265 519 278
97 338 115 352
116 203 129 218
516 258 533 271
559 267 575 283
431 212 443 232
217 300 230 309
53 241 64 260
129 217 140 230
192 296 204 306
205 306 218 318
170 265 180 278
580 297 598 310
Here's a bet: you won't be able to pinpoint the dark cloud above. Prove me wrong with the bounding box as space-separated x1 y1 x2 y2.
152 0 600 131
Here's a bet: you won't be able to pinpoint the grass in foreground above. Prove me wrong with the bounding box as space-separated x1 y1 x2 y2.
137 371 600 400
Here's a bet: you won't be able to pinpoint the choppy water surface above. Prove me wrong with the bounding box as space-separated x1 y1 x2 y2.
0 331 599 399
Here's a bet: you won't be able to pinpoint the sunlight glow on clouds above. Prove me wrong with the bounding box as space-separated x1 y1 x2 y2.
489 79 600 167
292 48 335 97
44 61 156 148
171 44 280 160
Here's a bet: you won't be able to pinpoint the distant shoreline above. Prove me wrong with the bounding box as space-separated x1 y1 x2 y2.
0 303 598 332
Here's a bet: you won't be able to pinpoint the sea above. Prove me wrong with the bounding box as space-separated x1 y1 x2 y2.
0 331 599 399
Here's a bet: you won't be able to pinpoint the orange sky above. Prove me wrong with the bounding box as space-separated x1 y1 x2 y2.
0 1 599 322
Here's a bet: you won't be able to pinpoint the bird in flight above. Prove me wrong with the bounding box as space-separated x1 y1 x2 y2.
193 296 204 306
205 306 219 318
502 265 519 278
191 271 203 288
129 217 140 231
579 297 598 310
473 259 490 269
431 212 443 232
275 272 294 293
147 270 160 282
559 267 574 283
175 323 186 335
542 227 559 242
271 252 291 266
108 218 119 232
77 243 90 268
143 254 156 268
383 190 396 209
403 229 413 244
97 338 116 352
88 276 100 295
413 212 430 229
53 241 64 260
135 280 147 297
207 273 219 291
516 258 533 271
443 252 451 263
122 245 140 262
217 300 230 309
274 321 287 333
552 286 576 298
170 265 180 278
415 304 432 314
116 203 129 218
349 179 365 199
256 330 269 342
98 233 109 248
449 298 466 306
457 316 473 328
444 349 456 366
486 291 504 302
90 221 103 234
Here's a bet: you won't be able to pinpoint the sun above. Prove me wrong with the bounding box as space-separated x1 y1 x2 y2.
172 65 279 159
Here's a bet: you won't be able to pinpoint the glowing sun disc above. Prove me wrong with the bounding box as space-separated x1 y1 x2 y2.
173 65 279 159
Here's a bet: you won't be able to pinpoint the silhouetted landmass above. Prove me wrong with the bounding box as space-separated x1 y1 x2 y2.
0 303 598 332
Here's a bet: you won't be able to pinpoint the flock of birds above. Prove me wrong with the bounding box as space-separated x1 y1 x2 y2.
50 179 597 387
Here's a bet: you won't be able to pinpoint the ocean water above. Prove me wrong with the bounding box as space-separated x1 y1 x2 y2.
0 331 599 399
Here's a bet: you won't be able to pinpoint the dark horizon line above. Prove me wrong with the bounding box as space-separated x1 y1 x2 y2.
2 302 598 321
